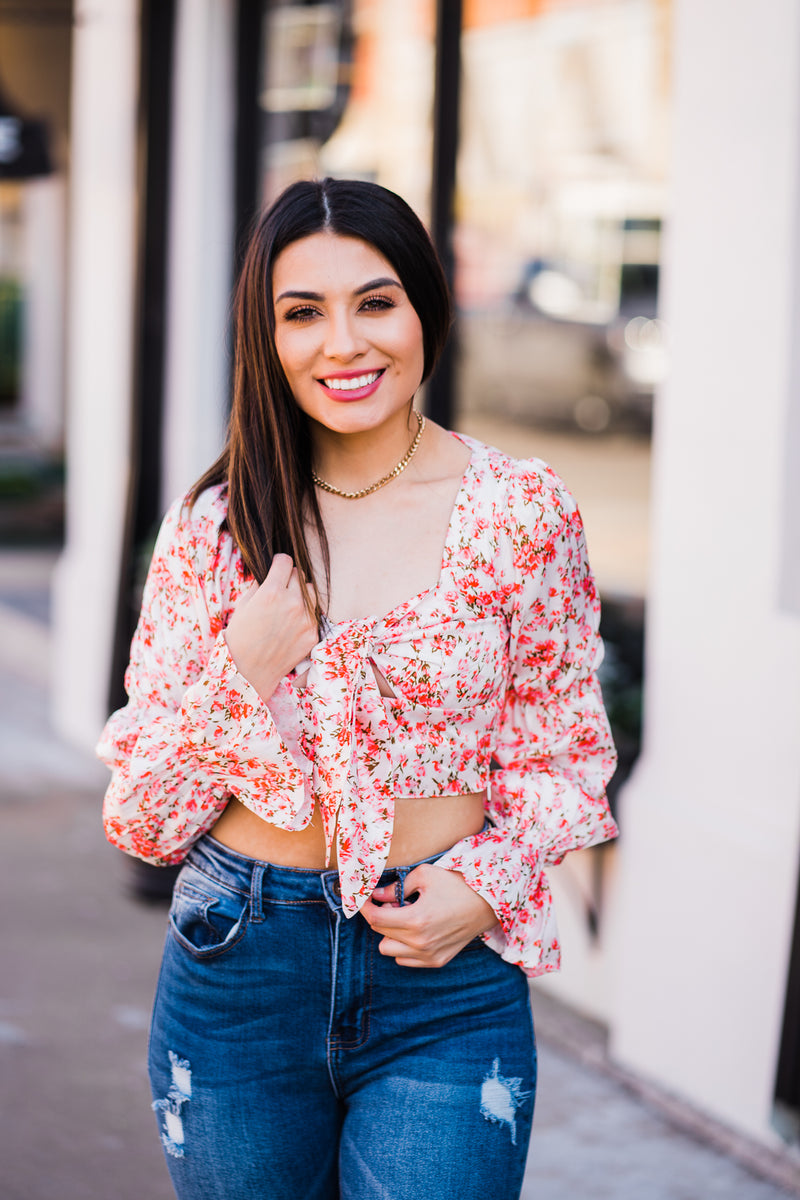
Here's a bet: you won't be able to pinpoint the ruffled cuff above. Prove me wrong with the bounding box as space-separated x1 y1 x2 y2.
436 828 562 977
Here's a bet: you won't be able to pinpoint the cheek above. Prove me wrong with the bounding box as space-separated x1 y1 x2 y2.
399 317 425 380
274 333 308 384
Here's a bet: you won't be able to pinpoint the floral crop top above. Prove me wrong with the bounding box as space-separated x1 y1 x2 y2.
98 436 618 976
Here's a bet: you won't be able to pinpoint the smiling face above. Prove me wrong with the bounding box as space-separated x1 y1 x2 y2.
271 232 426 436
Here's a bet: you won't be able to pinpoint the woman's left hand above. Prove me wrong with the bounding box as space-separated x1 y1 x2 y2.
360 866 499 968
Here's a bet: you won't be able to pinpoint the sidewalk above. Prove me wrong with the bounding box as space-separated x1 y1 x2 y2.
1 549 798 1200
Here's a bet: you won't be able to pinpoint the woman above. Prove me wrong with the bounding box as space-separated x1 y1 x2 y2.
99 177 618 1200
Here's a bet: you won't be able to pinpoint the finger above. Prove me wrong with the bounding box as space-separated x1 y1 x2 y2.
369 885 396 902
265 553 294 588
379 941 441 969
289 567 311 600
280 564 313 613
292 567 318 612
401 864 430 895
376 936 418 960
367 881 426 907
361 898 414 932
361 897 396 927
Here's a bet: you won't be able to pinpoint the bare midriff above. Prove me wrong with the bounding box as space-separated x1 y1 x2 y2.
211 791 488 869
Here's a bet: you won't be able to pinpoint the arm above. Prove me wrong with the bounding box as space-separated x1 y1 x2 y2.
97 495 313 864
433 463 618 975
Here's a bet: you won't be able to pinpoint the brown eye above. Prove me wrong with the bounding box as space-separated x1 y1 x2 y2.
360 295 395 312
284 305 319 323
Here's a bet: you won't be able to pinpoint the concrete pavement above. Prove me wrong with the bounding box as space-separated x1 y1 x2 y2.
1 548 798 1199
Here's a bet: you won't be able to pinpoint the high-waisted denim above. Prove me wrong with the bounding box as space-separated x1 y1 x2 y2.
148 833 537 1200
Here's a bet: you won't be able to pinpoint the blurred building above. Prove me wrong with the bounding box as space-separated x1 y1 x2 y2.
0 3 70 541
6 0 799 1159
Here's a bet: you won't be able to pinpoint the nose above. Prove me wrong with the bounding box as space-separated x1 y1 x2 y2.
323 308 366 361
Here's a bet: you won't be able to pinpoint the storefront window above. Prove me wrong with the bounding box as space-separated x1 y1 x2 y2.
251 0 668 618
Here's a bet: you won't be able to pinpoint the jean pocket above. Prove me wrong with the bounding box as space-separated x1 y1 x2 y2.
168 872 249 959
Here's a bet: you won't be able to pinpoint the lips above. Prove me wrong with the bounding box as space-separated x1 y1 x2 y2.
317 368 386 401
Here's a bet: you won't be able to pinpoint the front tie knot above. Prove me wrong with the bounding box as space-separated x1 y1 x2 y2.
304 619 396 914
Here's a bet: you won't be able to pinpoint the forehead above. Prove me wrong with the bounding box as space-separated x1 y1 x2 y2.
272 232 398 296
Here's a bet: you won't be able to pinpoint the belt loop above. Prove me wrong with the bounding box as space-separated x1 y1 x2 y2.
249 863 265 923
394 866 410 906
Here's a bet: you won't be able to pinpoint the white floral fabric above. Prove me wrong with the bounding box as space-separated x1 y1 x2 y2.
98 436 618 975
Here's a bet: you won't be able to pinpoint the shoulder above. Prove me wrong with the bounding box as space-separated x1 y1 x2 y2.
178 481 230 533
153 483 240 584
155 482 226 546
454 439 596 622
453 433 580 536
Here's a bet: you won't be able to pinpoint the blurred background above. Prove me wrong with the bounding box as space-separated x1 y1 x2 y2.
1 0 799 1195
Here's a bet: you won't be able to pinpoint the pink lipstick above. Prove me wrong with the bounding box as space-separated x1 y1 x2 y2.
316 368 386 401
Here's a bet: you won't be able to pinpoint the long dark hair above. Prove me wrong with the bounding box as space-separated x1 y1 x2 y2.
189 177 452 617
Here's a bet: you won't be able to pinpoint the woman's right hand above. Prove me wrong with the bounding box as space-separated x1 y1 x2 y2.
224 554 319 701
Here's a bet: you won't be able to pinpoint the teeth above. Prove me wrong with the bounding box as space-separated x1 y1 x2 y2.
322 372 380 391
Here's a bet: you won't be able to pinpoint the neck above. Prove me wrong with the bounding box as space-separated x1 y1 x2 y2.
311 406 419 493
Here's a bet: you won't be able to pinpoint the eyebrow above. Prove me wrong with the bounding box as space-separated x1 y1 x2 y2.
274 277 403 304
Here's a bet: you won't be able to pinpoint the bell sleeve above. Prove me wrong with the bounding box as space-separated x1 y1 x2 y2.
436 462 618 976
97 493 311 865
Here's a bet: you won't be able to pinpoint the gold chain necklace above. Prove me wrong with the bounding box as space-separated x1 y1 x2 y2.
312 410 426 500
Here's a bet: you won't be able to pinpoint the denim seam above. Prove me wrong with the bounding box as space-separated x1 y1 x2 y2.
328 921 374 1054
325 909 344 1100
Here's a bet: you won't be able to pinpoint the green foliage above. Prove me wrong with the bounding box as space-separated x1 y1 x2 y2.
0 277 23 404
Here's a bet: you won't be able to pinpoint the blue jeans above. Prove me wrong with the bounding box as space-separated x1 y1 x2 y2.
148 834 537 1200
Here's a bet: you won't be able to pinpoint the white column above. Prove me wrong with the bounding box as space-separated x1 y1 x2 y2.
51 0 139 749
20 177 67 450
610 0 800 1142
161 0 235 506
